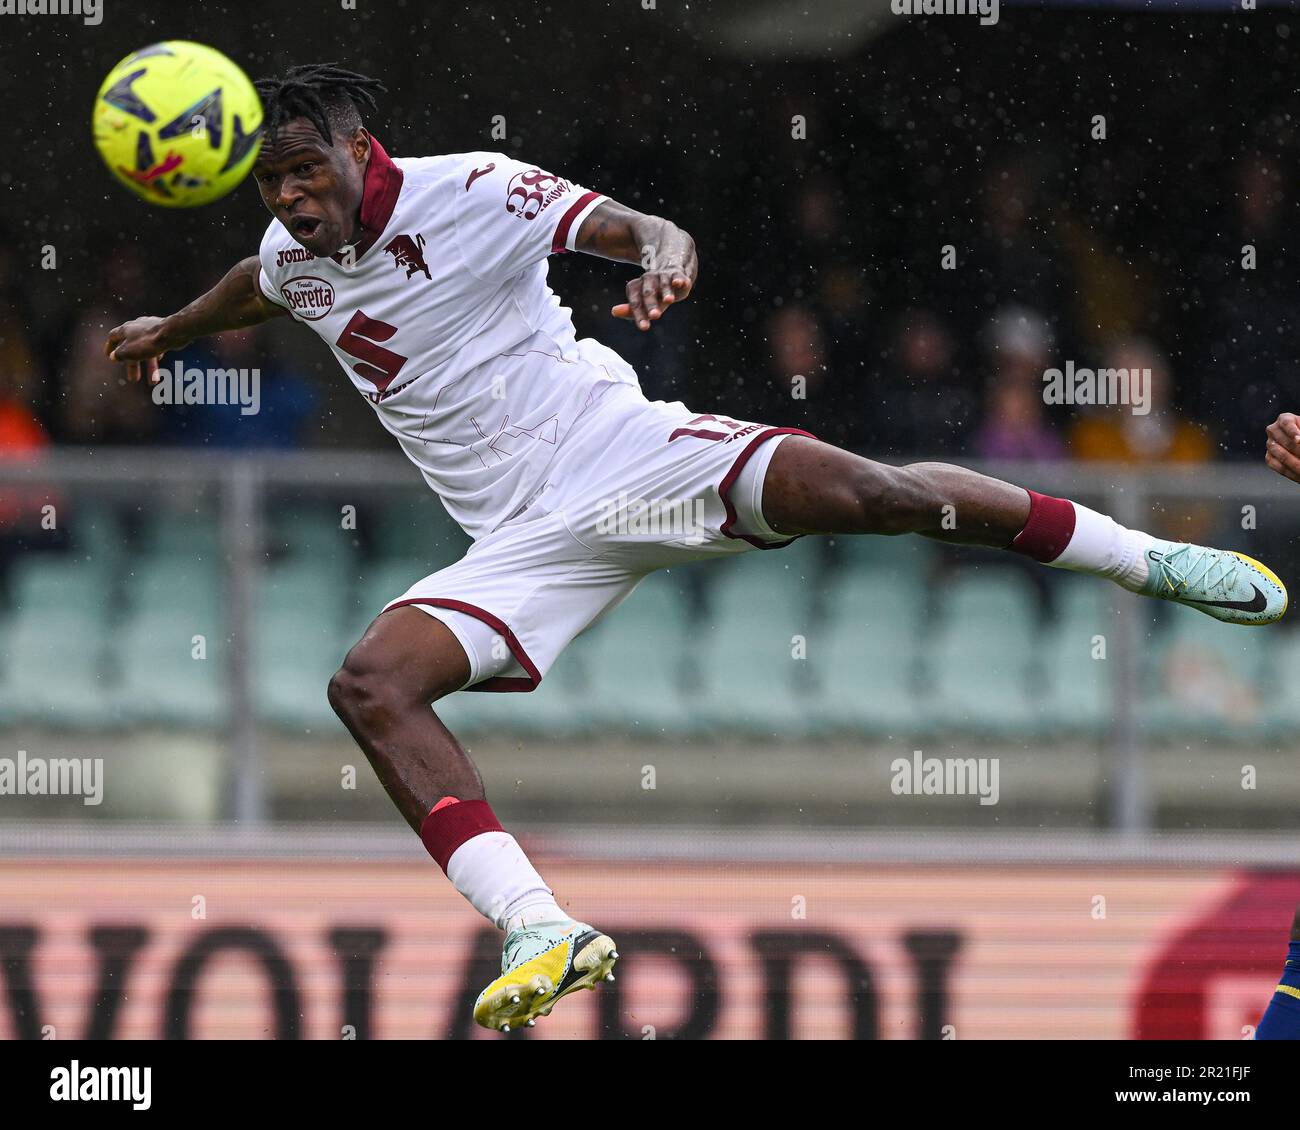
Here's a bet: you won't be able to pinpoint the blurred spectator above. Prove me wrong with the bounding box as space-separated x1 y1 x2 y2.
755 303 839 440
868 309 974 457
57 247 159 445
1197 156 1300 456
0 242 55 563
160 325 319 449
971 307 1065 461
1069 339 1212 466
1071 338 1214 546
962 156 1069 348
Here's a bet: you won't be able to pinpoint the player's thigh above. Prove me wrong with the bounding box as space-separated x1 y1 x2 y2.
760 434 900 536
334 605 471 705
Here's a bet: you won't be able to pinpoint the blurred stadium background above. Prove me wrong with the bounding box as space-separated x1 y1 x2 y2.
2 1 1300 1039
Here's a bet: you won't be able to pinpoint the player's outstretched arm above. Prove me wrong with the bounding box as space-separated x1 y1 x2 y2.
574 199 698 332
1265 412 1300 484
104 256 288 383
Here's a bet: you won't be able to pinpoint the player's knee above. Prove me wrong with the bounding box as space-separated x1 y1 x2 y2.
327 648 419 733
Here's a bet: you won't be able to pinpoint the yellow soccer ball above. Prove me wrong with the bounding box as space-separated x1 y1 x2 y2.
92 41 263 208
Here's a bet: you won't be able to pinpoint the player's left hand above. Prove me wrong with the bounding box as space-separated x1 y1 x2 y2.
1265 411 1300 484
612 266 694 331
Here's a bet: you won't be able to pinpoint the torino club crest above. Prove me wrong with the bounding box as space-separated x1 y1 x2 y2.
383 233 431 280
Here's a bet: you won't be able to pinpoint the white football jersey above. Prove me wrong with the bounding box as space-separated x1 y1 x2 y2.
255 138 637 539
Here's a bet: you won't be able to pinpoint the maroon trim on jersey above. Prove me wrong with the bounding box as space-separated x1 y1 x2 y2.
331 134 404 265
717 427 816 550
551 191 603 254
384 597 541 692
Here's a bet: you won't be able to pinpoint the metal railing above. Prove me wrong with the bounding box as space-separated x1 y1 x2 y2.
0 449 1293 830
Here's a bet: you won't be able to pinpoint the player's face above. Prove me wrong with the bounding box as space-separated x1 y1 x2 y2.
253 122 368 257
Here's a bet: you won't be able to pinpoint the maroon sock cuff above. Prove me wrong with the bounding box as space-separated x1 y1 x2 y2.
420 799 504 872
1009 490 1076 563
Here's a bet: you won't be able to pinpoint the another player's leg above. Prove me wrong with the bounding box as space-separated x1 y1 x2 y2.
1256 905 1300 1039
760 437 1286 624
327 608 617 1032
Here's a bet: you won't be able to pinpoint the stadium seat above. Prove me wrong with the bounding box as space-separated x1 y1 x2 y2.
827 532 934 577
1142 606 1271 739
0 609 117 729
257 557 349 622
810 567 926 735
1038 584 1112 735
123 556 224 619
253 608 348 731
137 508 223 560
67 499 128 573
371 500 470 570
926 571 1040 735
264 503 358 565
692 552 821 734
117 609 225 728
8 555 113 621
578 571 696 736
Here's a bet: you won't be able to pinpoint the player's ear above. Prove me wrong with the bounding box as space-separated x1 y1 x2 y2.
352 128 371 167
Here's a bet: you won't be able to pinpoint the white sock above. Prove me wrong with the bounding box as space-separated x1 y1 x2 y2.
1049 502 1155 592
444 831 570 932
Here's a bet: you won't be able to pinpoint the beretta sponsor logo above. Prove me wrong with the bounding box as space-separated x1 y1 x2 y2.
280 276 336 321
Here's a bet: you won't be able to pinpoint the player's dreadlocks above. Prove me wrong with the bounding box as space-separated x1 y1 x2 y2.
254 64 387 146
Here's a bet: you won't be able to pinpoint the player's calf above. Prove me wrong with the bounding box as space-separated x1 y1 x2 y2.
327 605 619 1032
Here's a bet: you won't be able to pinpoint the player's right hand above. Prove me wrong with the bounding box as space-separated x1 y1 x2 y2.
1265 412 1300 484
104 316 172 384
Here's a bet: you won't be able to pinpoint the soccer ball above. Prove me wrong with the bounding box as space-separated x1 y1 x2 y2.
92 41 263 208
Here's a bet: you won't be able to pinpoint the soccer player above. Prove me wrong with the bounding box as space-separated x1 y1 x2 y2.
106 65 1288 1033
1254 904 1300 1040
1252 410 1300 1040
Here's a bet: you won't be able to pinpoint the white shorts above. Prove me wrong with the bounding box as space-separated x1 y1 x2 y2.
382 383 813 691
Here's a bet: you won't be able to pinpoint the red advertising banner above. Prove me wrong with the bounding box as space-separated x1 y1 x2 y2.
1 858 1296 1039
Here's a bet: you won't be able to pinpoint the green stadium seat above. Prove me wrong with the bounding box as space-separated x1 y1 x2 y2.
67 499 127 573
579 571 696 735
926 571 1040 734
0 609 116 728
8 555 113 622
827 532 934 576
1039 584 1112 735
344 558 431 637
372 500 470 570
693 553 820 734
137 508 223 560
810 568 926 735
1141 607 1271 739
264 503 358 564
123 556 223 618
253 608 347 731
257 558 349 622
117 609 224 727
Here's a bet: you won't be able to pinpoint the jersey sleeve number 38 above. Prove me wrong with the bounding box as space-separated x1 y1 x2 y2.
668 414 748 443
336 311 408 391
